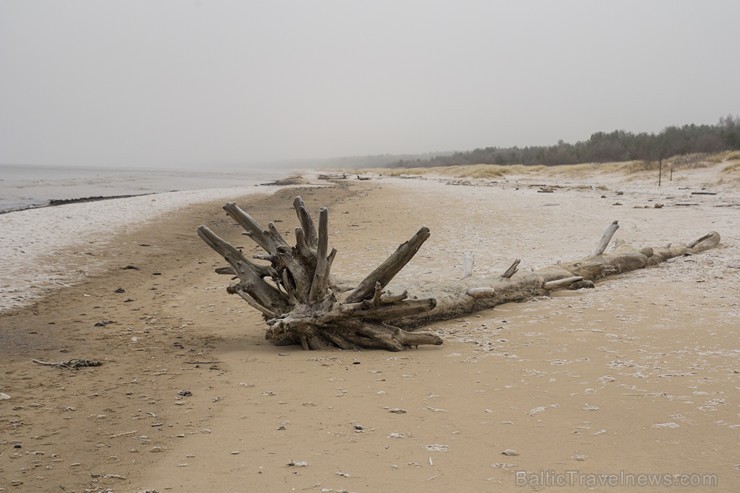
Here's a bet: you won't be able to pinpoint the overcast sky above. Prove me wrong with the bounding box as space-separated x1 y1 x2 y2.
1 0 739 168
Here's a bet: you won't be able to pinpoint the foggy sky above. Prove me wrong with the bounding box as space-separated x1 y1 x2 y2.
1 0 739 169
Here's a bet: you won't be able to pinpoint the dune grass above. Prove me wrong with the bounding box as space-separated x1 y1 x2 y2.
721 160 740 174
351 151 738 184
364 164 545 179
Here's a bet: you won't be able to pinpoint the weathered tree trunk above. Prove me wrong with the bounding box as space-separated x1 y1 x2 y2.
198 198 721 351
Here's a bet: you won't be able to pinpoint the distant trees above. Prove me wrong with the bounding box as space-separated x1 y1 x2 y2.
391 116 740 168
719 114 740 149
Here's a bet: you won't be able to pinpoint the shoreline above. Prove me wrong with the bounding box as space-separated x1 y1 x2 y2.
0 193 156 215
0 183 297 313
1 174 738 492
0 164 289 216
0 181 296 216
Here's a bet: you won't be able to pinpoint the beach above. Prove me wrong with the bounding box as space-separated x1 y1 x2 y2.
1 162 738 492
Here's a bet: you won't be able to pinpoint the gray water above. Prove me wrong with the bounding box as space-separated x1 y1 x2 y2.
0 164 282 213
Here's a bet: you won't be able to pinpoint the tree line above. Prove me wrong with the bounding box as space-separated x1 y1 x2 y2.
391 115 740 168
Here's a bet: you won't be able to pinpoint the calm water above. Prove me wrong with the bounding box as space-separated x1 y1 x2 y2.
0 164 282 213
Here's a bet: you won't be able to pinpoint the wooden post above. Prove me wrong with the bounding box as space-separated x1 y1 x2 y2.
658 158 662 187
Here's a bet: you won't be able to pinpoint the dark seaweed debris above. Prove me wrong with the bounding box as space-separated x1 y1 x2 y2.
48 193 152 206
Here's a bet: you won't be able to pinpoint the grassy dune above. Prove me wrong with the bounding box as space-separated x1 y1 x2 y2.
359 150 740 185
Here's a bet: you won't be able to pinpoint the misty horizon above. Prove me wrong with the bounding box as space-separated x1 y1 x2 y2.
2 114 735 172
2 1 739 169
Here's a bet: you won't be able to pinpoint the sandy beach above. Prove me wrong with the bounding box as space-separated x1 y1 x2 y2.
1 161 738 492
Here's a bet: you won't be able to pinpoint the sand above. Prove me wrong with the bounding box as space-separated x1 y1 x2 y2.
0 186 287 312
1 163 738 492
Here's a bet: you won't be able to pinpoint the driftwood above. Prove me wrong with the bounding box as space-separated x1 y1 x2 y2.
198 198 721 351
31 359 102 369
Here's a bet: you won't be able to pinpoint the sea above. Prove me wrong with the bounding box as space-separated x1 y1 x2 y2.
0 164 284 214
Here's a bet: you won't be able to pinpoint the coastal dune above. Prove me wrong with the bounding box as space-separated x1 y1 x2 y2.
0 165 738 492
